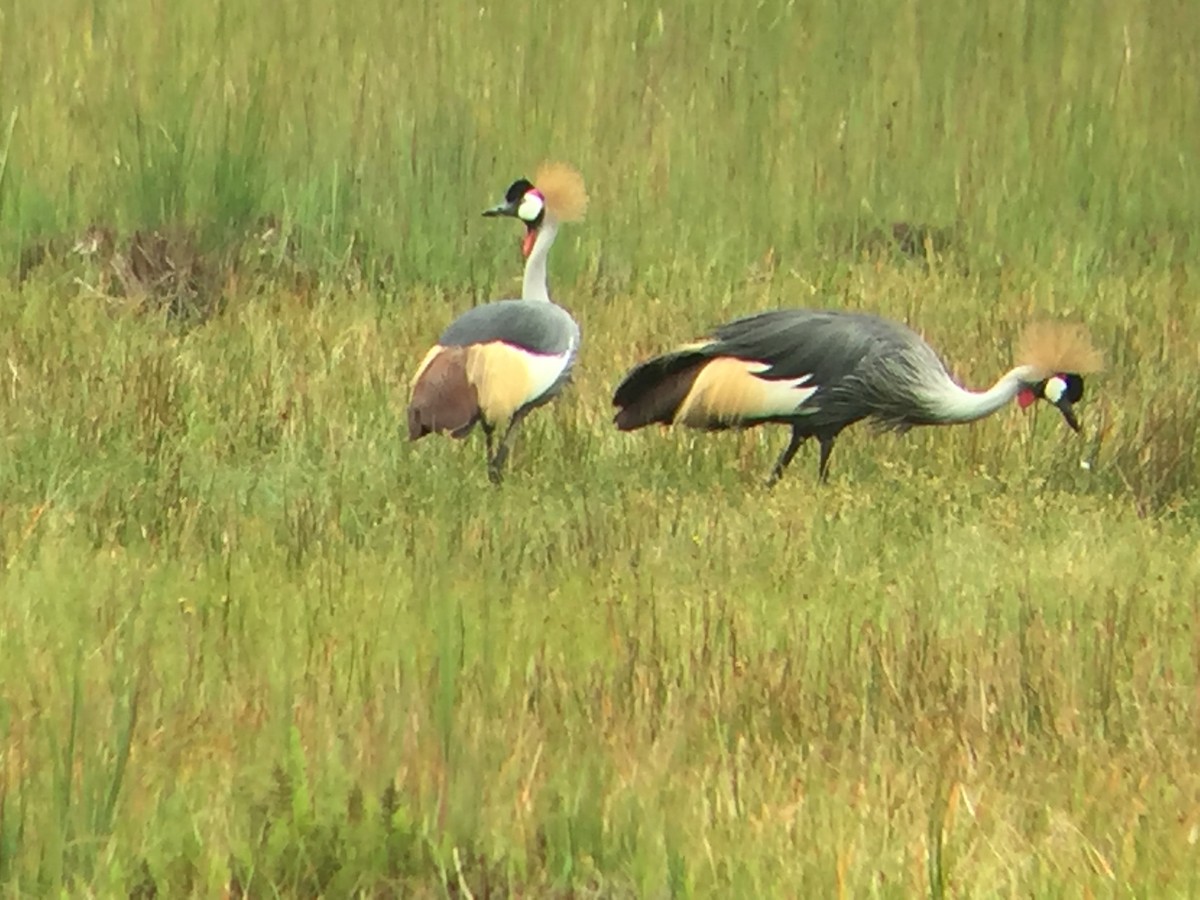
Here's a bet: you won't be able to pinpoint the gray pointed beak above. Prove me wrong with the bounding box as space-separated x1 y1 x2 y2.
482 199 518 218
1055 398 1081 433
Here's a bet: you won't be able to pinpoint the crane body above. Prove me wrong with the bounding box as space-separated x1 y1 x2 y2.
613 310 1101 484
408 163 588 483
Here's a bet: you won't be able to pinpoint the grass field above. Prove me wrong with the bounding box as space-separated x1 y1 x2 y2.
2 0 1200 895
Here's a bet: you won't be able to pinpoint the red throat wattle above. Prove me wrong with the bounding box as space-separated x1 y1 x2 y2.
521 229 537 259
1017 387 1036 408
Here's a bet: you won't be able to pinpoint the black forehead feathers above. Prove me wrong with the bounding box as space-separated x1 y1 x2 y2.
1060 373 1085 403
504 179 535 203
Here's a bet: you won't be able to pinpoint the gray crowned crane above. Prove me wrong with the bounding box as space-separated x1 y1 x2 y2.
612 310 1102 485
408 162 588 483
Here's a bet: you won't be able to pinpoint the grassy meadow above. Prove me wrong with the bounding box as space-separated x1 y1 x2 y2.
2 0 1200 895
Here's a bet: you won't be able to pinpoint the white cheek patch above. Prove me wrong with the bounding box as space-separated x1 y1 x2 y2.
1043 376 1067 404
517 191 545 223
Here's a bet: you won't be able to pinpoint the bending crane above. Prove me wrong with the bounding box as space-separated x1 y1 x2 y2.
612 310 1102 484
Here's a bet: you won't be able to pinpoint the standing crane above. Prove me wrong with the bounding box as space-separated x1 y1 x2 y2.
408 163 588 483
612 310 1102 485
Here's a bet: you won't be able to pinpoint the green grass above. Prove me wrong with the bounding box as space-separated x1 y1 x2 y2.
1 0 1199 895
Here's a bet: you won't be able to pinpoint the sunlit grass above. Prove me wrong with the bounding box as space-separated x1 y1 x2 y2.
1 0 1199 895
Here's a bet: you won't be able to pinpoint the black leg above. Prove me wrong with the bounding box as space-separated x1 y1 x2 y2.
487 409 530 485
816 436 835 483
765 426 806 488
482 423 495 468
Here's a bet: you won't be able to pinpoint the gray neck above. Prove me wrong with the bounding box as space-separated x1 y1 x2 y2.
522 219 559 303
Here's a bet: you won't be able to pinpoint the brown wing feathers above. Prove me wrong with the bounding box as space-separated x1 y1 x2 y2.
407 346 481 440
612 350 711 430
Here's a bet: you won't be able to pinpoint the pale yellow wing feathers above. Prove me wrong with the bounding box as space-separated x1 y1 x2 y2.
464 343 535 425
675 359 768 426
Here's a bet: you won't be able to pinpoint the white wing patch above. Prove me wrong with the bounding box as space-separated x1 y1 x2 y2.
743 362 820 417
675 358 819 426
521 348 573 406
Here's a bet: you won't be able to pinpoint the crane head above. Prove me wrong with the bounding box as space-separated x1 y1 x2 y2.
1017 373 1085 432
483 179 546 258
482 164 587 258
